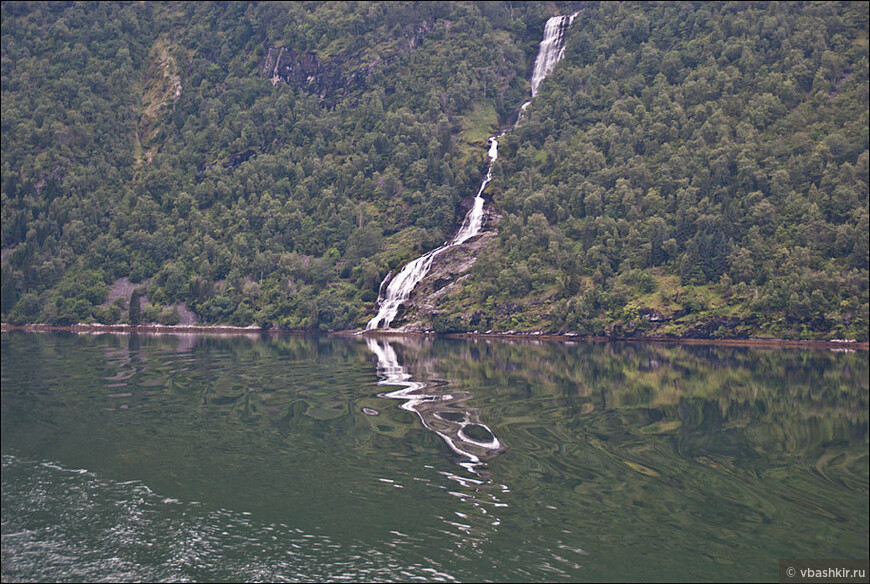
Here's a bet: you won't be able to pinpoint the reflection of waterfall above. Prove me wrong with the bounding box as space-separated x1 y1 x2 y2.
365 337 509 538
365 337 504 473
366 138 500 330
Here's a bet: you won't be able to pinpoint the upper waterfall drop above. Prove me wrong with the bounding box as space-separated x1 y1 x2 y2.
518 11 581 120
366 12 579 331
530 12 580 98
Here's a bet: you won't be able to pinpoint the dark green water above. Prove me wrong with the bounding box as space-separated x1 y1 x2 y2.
1 332 867 582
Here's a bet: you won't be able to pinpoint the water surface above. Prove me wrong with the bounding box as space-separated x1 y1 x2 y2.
2 332 867 582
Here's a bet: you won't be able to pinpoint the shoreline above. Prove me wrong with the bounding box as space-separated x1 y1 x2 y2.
357 328 868 351
0 322 291 336
3 322 867 351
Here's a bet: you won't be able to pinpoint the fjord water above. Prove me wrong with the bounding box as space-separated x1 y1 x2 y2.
2 332 867 582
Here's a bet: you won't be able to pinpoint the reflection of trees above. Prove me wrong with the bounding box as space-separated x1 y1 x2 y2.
404 338 868 572
4 332 867 571
414 339 868 487
7 332 866 472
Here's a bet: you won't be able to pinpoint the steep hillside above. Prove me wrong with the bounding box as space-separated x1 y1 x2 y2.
1 1 565 328
424 1 869 340
1 1 867 341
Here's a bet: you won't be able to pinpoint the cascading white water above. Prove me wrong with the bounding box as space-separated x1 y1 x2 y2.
366 12 579 330
530 12 579 97
366 137 500 330
270 47 285 87
518 11 581 117
451 137 499 246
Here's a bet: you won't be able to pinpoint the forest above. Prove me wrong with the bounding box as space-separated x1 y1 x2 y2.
1 1 868 340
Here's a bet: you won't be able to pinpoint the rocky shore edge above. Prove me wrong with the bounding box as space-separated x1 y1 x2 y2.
5 322 866 351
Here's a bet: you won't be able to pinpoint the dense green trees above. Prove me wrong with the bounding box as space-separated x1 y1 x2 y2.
1 2 867 340
129 288 141 326
445 1 868 340
2 1 556 329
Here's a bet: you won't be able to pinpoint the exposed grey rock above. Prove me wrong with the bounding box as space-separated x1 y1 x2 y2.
391 228 498 332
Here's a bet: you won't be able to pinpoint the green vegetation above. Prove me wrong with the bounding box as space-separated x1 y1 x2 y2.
1 1 555 329
1 2 867 340
129 288 141 326
447 1 869 340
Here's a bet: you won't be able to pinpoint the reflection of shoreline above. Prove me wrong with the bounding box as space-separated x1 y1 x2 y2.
5 324 866 351
366 338 505 472
358 329 869 351
1 323 276 338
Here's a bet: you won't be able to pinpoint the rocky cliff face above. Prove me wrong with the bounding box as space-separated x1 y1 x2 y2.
261 22 432 106
387 220 499 332
261 47 370 105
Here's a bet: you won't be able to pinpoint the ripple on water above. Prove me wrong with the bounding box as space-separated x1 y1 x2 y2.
1 455 460 583
2 332 867 582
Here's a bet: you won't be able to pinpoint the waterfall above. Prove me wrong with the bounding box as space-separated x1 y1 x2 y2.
366 137 499 330
270 47 285 87
366 12 579 330
518 11 581 118
450 137 500 246
530 12 580 97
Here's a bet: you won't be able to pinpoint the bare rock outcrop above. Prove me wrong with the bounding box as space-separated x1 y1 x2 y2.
261 21 433 106
389 227 498 332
